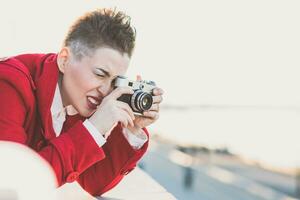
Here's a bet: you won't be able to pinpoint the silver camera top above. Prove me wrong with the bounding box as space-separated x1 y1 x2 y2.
114 76 156 93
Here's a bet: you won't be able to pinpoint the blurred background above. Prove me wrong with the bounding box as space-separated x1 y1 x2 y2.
0 0 299 199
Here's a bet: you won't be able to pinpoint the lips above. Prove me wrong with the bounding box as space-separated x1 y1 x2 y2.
87 96 102 110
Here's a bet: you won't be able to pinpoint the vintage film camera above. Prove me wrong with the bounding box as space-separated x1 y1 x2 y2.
114 76 156 115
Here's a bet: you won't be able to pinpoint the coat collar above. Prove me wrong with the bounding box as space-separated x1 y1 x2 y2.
15 53 85 139
15 53 59 139
34 54 60 138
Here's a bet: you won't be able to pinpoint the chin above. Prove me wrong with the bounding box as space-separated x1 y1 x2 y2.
71 104 91 118
79 110 93 118
80 107 96 118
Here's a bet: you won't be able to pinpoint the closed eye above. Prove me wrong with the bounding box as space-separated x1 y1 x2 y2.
95 73 105 77
94 68 110 78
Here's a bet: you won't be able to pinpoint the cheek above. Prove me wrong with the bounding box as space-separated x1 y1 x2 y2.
75 70 100 95
68 69 98 95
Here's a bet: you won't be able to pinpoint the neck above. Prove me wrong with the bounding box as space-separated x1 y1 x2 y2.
58 73 68 107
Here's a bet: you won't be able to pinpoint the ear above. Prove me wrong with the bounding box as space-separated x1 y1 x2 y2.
57 47 70 73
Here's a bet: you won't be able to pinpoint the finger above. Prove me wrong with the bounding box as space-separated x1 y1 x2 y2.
108 86 134 100
149 103 159 111
116 101 135 121
152 87 164 96
136 75 142 81
119 109 134 127
118 111 128 128
143 110 159 120
120 120 128 128
104 122 118 139
152 95 163 104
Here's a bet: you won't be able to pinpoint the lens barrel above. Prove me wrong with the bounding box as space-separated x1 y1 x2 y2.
118 90 153 113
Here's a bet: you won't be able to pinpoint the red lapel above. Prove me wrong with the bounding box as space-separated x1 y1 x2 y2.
16 53 59 139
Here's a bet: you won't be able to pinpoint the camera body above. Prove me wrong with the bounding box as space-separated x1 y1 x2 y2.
114 76 156 115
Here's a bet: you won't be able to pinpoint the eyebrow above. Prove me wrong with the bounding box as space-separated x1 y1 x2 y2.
96 68 110 77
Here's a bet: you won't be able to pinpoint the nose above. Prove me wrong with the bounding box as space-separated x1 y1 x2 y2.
97 82 113 97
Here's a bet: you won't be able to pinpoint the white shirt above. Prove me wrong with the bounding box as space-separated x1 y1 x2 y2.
50 84 148 149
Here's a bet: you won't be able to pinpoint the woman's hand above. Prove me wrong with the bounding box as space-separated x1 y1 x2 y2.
127 76 164 134
89 87 135 138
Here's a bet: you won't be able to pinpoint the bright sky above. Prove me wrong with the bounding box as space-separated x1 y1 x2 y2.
0 0 300 168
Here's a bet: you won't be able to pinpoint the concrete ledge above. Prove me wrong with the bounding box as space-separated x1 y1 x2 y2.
57 167 176 200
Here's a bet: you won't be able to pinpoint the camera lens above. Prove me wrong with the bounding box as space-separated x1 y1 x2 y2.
142 97 149 107
132 90 153 112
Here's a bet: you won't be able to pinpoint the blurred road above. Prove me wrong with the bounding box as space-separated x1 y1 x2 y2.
140 140 299 200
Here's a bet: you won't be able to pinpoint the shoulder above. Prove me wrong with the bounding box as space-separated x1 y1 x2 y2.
0 56 32 83
0 56 37 101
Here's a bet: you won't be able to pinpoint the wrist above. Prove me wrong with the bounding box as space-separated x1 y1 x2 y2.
88 118 105 136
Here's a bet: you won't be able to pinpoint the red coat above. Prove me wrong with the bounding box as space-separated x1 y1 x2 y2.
0 53 149 196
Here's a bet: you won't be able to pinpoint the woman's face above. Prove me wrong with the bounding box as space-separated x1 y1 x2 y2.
58 47 130 117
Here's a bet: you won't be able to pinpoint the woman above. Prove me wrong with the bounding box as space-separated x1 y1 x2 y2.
0 8 163 196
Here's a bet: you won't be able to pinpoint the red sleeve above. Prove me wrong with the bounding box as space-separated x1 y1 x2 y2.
77 125 149 196
0 80 106 185
39 121 106 185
